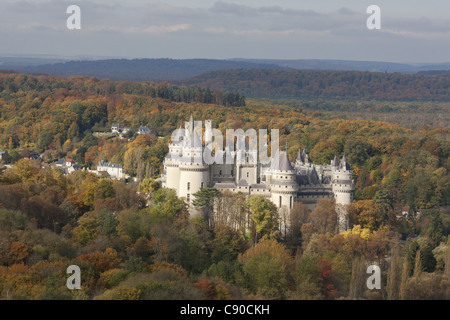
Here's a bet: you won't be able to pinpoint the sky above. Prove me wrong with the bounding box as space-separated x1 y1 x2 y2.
0 0 449 63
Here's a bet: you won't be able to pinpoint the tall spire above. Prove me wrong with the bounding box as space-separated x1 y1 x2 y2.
189 114 194 133
296 148 303 161
340 153 351 170
332 155 338 167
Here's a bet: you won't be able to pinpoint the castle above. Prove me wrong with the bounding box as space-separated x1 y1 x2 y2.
160 116 355 232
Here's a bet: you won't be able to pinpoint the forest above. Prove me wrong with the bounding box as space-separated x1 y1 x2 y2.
0 71 449 300
183 69 450 101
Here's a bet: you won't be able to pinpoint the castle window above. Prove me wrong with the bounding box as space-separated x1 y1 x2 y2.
279 196 282 207
231 169 234 175
247 172 249 178
201 182 204 188
219 170 222 175
187 182 190 190
187 194 190 201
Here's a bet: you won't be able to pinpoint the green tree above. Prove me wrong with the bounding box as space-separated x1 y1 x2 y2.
211 224 247 263
150 188 187 221
428 214 445 246
344 138 373 165
98 212 119 237
192 187 221 226
246 195 278 242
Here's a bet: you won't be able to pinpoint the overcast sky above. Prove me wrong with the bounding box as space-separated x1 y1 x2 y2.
0 0 449 63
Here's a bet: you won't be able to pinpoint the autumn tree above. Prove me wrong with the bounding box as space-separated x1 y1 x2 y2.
8 158 39 184
138 178 160 194
211 224 247 263
309 199 337 234
348 200 384 232
286 202 311 250
238 239 292 299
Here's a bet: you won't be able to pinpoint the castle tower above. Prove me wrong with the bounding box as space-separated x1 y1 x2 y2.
162 126 184 190
269 151 298 238
331 154 355 231
235 137 259 185
178 121 211 217
269 151 298 210
331 154 354 205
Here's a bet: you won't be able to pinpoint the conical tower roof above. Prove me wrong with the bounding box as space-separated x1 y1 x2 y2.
332 155 338 166
296 149 303 162
340 154 351 170
272 150 294 171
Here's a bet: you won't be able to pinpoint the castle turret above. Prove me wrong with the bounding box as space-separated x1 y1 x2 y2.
295 148 311 167
331 154 354 205
269 151 298 210
331 155 338 167
180 120 209 207
162 126 184 190
332 154 355 232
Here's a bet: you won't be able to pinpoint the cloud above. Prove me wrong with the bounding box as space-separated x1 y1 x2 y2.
231 28 332 37
210 1 256 16
85 24 192 35
380 29 450 40
0 0 449 62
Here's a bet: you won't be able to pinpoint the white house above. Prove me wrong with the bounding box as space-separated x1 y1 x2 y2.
97 160 125 180
111 123 131 135
53 158 80 175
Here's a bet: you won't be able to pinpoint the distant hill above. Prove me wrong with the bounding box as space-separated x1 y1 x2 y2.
12 58 286 82
7 56 450 82
417 70 450 75
182 68 450 101
230 58 450 74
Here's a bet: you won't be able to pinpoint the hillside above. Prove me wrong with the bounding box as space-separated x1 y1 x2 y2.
230 58 450 73
12 58 286 82
0 71 449 300
182 69 450 101
6 57 450 82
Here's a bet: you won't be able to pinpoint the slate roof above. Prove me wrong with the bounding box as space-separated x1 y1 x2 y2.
271 151 294 171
